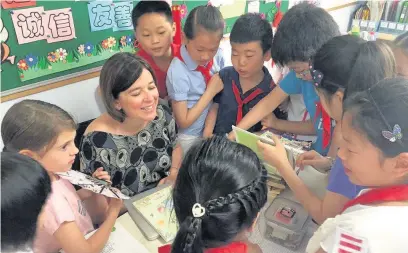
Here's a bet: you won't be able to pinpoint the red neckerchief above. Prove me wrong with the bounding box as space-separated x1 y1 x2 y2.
314 101 332 149
174 48 214 85
158 242 247 253
342 185 408 213
232 79 263 124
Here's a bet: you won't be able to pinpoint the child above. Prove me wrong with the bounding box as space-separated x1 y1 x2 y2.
305 77 408 253
260 36 397 224
230 3 340 156
132 1 178 99
1 100 122 253
166 5 226 154
1 152 51 253
393 31 408 77
160 136 267 253
203 13 285 137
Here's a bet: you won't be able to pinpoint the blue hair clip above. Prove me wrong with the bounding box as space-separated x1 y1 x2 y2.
309 61 323 87
382 124 403 143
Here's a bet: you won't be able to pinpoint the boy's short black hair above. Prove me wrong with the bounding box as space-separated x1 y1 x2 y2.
230 13 273 54
272 2 340 66
131 1 173 28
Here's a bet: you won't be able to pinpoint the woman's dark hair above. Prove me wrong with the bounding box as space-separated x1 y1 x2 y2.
99 53 157 122
343 77 408 158
183 5 224 40
131 0 173 28
272 2 340 66
1 152 52 252
171 136 267 253
230 13 273 54
1 100 76 153
313 35 396 100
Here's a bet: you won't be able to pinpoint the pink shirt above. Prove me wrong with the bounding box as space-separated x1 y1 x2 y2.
34 178 94 253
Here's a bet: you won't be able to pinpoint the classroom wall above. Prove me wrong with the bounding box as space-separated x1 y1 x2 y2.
0 5 356 149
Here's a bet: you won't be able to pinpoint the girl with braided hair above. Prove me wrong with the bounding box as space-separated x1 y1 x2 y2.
159 136 268 253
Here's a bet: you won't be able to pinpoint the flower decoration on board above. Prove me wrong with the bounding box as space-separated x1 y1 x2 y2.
78 44 85 55
17 59 28 70
107 37 116 49
84 42 94 56
125 35 133 45
24 53 38 68
120 36 127 47
55 48 68 62
259 13 266 20
180 4 187 19
101 39 109 49
47 52 58 63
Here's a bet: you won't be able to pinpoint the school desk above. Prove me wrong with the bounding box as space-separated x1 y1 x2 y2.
117 165 328 253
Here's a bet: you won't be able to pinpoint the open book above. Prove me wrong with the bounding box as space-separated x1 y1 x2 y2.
232 126 311 176
57 170 129 199
132 185 178 242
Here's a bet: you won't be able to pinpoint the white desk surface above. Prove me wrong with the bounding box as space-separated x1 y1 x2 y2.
117 165 328 253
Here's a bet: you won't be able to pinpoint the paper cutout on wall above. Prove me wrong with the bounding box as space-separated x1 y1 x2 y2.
248 0 260 13
16 35 136 81
112 2 133 31
1 0 36 9
1 19 16 71
208 0 233 7
87 1 133 32
43 8 76 43
219 0 245 19
10 6 47 44
87 1 114 32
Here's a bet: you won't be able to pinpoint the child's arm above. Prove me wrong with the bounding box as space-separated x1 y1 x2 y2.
262 113 316 135
233 87 289 132
203 103 219 138
54 198 122 253
171 74 223 129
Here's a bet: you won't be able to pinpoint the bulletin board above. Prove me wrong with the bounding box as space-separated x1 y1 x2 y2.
1 0 138 96
1 0 288 100
173 0 289 34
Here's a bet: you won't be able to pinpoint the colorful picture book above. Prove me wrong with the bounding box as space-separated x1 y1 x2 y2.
132 185 178 242
57 170 129 199
232 126 311 176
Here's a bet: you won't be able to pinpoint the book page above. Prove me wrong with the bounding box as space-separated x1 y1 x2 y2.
133 186 178 242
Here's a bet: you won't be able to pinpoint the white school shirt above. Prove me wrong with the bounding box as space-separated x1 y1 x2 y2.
306 190 408 253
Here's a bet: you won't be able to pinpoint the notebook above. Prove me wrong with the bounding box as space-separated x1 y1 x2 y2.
132 185 178 242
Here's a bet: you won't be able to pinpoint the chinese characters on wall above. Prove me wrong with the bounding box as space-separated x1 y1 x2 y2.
88 1 133 32
10 6 75 44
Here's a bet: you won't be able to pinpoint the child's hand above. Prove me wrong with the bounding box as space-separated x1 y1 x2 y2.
158 171 178 186
107 196 123 213
257 134 291 170
227 131 236 141
261 113 278 129
207 73 223 96
296 150 331 171
92 167 111 184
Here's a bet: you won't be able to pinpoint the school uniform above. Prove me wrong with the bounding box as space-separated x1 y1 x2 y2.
213 66 281 135
279 70 334 156
306 186 408 253
137 43 181 99
166 45 225 154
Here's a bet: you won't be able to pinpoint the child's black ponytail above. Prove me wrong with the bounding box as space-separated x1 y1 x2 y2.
171 136 267 253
